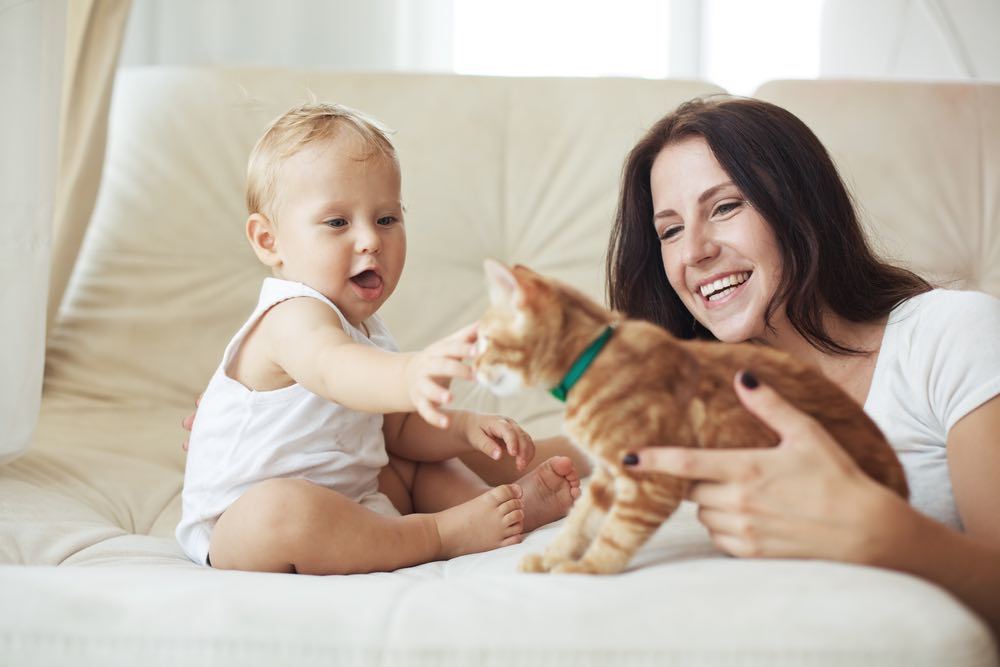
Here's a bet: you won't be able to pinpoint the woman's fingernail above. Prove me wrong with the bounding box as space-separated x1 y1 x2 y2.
740 371 759 389
622 453 639 466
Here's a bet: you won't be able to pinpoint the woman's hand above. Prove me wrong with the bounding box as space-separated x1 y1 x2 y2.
624 371 906 564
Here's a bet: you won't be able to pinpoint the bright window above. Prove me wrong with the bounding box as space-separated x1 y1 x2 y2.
703 0 823 95
451 0 824 95
453 0 671 79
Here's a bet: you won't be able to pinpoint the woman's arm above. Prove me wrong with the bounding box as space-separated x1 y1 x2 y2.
625 372 1000 640
948 396 1000 545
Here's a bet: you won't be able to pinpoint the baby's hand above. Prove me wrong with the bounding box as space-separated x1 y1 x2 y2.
405 322 478 429
463 413 536 471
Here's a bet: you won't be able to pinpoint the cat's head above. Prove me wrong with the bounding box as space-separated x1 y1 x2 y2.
474 259 611 396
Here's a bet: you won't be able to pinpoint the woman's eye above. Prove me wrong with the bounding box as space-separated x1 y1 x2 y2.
324 218 347 228
658 225 683 241
712 201 743 218
377 216 398 226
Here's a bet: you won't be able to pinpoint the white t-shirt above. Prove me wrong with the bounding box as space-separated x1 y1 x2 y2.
864 289 1000 530
176 278 399 565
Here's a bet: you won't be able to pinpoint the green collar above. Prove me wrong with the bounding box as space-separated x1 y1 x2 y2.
549 325 615 402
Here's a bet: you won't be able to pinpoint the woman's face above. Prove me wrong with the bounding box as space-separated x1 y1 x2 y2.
650 137 784 343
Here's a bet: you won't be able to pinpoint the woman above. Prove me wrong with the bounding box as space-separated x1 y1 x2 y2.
608 97 1000 637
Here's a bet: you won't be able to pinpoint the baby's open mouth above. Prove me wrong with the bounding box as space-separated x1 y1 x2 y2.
351 270 383 289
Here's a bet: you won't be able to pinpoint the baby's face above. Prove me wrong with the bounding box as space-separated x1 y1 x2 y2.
270 134 406 328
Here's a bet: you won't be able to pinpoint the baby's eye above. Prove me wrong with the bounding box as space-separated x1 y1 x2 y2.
711 201 743 218
658 225 683 242
324 218 348 228
377 216 398 226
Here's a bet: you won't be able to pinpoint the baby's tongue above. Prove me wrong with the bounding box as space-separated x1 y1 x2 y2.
352 270 381 288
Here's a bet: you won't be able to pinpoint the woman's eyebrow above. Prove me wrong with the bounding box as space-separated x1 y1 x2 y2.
654 181 736 220
697 181 735 204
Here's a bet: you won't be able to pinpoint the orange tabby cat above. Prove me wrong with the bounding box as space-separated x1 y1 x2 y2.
474 260 908 575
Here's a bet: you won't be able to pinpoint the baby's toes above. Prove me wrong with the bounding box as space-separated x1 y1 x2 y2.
502 505 524 529
501 533 524 547
491 483 522 505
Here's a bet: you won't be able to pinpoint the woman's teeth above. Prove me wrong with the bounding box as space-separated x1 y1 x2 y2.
700 272 750 301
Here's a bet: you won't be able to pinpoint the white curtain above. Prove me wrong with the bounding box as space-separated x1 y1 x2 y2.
0 0 66 463
120 0 453 70
821 0 1000 80
48 0 133 329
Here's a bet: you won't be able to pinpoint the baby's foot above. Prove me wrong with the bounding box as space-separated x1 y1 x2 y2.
517 456 582 532
434 484 524 559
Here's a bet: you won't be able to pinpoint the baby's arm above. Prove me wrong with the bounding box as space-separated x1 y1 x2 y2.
263 298 472 418
384 410 536 471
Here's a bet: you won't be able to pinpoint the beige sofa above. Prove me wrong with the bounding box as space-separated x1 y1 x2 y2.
2 68 998 666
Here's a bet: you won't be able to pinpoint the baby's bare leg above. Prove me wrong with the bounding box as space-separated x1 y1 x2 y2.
386 457 526 555
410 457 492 513
379 452 580 559
400 454 580 529
379 455 491 513
211 476 525 573
209 478 440 575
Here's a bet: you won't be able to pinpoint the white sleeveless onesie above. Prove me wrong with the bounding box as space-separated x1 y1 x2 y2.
176 277 400 565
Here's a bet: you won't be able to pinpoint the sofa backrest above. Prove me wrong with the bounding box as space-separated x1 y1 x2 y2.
43 69 723 432
44 70 1000 436
756 79 1000 297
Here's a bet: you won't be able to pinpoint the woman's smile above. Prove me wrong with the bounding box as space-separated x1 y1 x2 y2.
695 270 752 307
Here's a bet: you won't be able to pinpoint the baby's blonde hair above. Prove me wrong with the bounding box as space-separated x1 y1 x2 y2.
246 102 397 219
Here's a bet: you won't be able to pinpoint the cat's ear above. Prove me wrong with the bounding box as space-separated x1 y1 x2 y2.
484 258 523 308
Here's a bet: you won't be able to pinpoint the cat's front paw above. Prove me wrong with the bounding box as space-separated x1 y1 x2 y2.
550 559 598 575
551 557 625 575
519 553 547 573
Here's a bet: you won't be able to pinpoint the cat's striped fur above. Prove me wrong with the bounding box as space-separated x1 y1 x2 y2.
475 261 908 575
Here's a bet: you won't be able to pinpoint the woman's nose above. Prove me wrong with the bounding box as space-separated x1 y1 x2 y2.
681 223 718 266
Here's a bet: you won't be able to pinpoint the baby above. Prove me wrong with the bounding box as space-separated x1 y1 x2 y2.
176 103 581 574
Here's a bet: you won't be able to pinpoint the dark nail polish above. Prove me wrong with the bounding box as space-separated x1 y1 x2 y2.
740 371 759 389
622 453 639 466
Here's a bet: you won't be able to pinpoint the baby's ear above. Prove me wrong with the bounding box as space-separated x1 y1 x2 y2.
247 213 281 268
484 258 523 308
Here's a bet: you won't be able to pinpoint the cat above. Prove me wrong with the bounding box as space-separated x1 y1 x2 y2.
473 259 909 575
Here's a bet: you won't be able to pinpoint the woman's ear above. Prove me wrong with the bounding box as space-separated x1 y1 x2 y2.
484 258 523 308
247 213 281 268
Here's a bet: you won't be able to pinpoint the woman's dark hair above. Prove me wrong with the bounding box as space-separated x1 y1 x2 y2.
606 96 931 354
